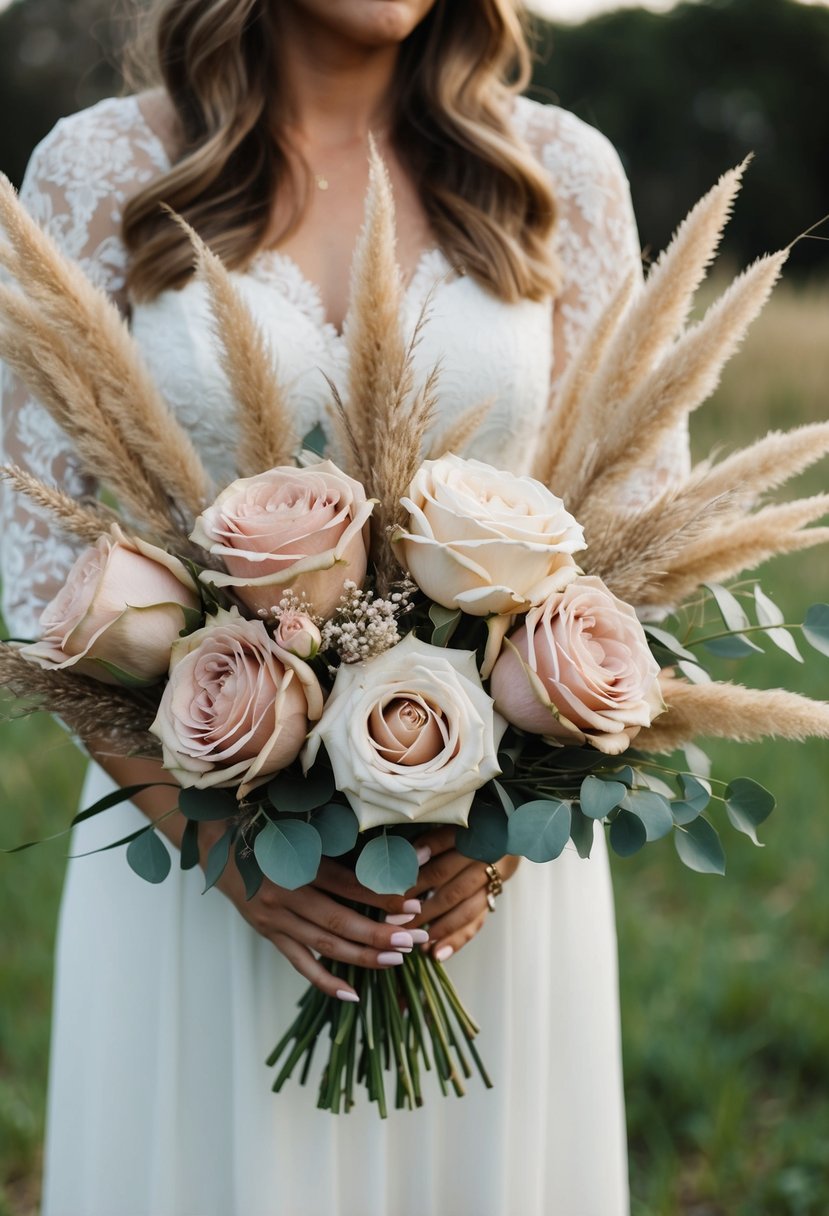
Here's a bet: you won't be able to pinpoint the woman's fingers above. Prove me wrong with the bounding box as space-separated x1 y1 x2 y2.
269 931 359 1001
427 898 490 962
288 885 430 953
410 857 487 928
275 907 422 972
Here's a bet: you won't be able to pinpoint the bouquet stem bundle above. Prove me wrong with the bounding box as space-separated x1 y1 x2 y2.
268 926 490 1115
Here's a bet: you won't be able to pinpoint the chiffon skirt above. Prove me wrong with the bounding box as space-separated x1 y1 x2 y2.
41 761 630 1216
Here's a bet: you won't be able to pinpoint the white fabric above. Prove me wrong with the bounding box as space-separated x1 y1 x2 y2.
0 92 690 1216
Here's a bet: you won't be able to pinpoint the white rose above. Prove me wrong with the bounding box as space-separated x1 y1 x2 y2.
394 454 585 616
303 633 506 831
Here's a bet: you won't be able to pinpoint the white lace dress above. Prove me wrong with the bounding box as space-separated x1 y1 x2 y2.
0 94 688 1216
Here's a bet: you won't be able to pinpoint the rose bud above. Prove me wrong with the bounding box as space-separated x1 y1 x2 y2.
150 608 323 798
19 524 200 686
274 610 322 660
191 461 374 618
490 576 665 755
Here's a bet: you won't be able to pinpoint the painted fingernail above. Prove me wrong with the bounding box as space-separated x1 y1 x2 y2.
336 990 360 1003
377 951 405 965
390 931 414 948
416 846 432 866
434 945 454 962
402 899 422 913
410 929 430 944
398 946 413 953
385 912 416 926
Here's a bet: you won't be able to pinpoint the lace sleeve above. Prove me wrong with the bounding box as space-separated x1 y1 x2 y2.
0 96 167 638
515 99 691 506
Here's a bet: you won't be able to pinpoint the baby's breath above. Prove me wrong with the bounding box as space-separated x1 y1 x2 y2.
257 590 323 628
322 580 415 663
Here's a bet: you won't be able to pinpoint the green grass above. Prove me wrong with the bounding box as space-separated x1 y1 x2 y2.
0 281 827 1214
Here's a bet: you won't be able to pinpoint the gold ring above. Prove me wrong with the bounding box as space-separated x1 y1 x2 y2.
485 862 503 911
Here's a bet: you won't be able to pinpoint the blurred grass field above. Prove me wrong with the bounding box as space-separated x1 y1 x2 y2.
0 280 827 1216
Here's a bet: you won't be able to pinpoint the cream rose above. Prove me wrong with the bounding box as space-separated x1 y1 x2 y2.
150 608 323 798
394 454 585 617
490 576 664 755
19 524 200 685
191 461 374 618
303 633 506 831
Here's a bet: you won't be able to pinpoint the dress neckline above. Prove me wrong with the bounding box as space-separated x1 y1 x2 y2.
128 94 453 341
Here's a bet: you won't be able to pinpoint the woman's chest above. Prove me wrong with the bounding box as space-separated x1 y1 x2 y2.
129 252 554 488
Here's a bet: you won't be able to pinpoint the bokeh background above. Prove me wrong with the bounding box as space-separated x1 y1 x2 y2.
0 1 827 1213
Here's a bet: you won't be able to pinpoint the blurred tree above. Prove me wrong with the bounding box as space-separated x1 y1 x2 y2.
529 0 829 275
0 0 826 275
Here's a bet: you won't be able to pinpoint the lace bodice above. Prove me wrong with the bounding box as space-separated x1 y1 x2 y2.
1 93 689 637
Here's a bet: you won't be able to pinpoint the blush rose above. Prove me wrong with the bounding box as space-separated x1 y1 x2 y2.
490 576 665 755
19 524 200 685
191 461 374 618
150 608 323 798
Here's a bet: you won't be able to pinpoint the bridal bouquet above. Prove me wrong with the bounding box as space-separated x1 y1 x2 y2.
2 149 829 1116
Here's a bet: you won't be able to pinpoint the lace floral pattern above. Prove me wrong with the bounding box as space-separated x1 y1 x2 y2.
1 93 689 638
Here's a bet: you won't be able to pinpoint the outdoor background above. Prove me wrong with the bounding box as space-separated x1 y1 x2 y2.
0 0 827 1213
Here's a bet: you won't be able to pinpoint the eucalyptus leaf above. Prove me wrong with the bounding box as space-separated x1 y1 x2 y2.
507 800 571 862
678 660 712 684
254 819 323 890
671 800 702 827
642 624 696 662
302 421 327 457
355 835 419 895
178 787 238 822
126 830 172 884
235 838 264 901
803 604 829 657
569 806 595 859
428 603 461 647
623 789 674 841
683 742 712 779
203 825 234 893
456 802 509 862
180 818 200 871
612 765 636 788
674 817 726 875
608 810 647 858
705 582 750 632
268 768 335 816
579 774 626 820
703 634 764 659
311 803 360 857
754 586 802 660
680 774 712 813
724 778 776 846
492 780 515 815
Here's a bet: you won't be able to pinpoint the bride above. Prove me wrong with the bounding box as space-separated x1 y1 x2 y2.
1 1 687 1212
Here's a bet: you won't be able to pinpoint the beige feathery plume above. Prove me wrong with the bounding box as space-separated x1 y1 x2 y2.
677 422 829 512
427 398 493 461
340 138 407 483
0 465 116 546
0 176 211 525
533 270 637 486
636 495 829 609
171 211 296 476
0 644 161 756
0 286 177 538
577 250 788 514
550 161 749 492
638 678 829 753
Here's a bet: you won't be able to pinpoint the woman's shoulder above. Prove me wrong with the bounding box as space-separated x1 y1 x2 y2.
511 94 631 193
23 93 170 196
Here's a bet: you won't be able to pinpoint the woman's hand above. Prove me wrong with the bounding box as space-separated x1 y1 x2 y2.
402 827 520 962
199 820 429 1002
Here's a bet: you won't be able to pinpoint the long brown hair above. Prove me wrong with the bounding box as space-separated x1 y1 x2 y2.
122 0 560 303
